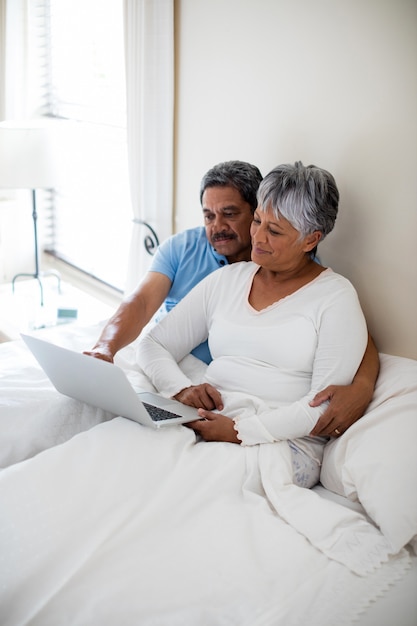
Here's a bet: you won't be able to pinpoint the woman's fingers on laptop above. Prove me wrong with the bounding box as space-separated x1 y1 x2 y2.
187 409 240 443
174 384 223 411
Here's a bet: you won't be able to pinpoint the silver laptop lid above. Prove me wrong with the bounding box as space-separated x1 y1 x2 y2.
21 334 199 428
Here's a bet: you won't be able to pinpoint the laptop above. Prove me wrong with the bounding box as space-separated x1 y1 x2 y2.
21 333 200 429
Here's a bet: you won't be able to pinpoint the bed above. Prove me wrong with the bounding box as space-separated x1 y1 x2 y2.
1 321 416 626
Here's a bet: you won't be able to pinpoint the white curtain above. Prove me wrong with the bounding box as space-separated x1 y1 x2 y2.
0 0 5 120
0 0 29 122
123 0 174 294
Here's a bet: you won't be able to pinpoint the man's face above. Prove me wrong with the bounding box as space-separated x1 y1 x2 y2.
202 186 254 263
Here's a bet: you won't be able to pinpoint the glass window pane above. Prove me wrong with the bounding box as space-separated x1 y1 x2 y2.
34 0 130 291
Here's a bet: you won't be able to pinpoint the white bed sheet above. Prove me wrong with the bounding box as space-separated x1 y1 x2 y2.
0 322 416 626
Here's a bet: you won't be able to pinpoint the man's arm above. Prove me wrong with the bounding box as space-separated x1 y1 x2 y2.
309 334 379 437
84 272 172 363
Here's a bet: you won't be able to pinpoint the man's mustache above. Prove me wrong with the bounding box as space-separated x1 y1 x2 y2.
212 231 236 242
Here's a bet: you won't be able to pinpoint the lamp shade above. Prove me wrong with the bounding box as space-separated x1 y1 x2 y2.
0 119 56 189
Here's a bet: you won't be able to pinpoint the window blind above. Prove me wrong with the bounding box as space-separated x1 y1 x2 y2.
30 0 131 291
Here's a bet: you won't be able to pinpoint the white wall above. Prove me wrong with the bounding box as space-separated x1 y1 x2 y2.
174 0 417 359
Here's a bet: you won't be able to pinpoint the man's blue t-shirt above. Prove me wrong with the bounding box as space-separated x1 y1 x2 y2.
149 226 228 363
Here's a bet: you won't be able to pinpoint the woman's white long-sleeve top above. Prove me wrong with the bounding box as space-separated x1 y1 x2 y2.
137 262 368 446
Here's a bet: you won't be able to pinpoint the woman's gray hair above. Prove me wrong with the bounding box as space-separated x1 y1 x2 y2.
257 161 339 240
200 160 263 212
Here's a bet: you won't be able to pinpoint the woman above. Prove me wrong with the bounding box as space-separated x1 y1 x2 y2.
137 162 368 488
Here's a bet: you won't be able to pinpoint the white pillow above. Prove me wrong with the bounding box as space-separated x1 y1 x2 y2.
320 353 417 554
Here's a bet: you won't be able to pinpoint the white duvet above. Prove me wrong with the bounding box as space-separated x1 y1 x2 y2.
0 417 410 626
0 324 413 625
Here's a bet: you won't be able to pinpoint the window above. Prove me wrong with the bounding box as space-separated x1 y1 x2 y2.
31 0 131 291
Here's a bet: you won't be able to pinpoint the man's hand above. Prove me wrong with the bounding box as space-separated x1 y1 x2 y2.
313 334 380 437
83 346 114 363
186 409 241 443
174 384 224 411
309 381 374 438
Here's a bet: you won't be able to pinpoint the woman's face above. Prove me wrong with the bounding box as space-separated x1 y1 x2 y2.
250 205 320 270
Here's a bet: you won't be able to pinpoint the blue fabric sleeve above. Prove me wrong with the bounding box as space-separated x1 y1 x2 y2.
148 227 227 364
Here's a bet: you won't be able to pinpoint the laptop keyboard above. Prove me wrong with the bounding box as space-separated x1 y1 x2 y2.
142 402 182 422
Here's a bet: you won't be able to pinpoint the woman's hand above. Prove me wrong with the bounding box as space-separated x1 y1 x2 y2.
186 409 241 443
174 384 223 411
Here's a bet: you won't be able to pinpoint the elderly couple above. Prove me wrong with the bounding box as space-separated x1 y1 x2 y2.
85 160 378 488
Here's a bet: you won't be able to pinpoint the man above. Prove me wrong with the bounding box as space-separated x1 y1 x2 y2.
85 161 379 437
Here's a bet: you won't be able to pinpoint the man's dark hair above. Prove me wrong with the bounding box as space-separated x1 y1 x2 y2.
200 160 263 212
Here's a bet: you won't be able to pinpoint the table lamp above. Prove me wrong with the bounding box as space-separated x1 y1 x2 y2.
0 119 61 306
